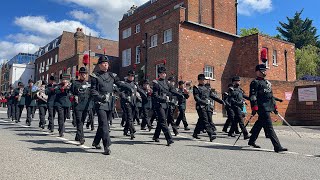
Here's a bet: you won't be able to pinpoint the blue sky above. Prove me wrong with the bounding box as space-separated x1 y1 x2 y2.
1 0 319 61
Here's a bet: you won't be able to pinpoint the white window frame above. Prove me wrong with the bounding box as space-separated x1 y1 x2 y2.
150 34 158 48
145 15 157 23
122 48 132 67
204 65 214 79
163 29 172 44
135 46 141 64
174 2 184 9
122 28 132 39
55 54 58 63
135 24 141 34
273 50 278 66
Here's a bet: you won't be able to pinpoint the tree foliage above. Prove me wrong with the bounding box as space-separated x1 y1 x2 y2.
239 28 260 37
277 10 319 49
295 45 320 78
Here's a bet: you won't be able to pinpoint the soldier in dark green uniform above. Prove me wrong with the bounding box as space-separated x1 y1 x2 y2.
14 82 25 123
140 80 153 131
46 76 57 132
70 67 93 145
248 64 288 153
37 81 47 129
90 56 132 155
166 77 179 136
54 74 72 137
5 85 15 120
175 81 190 130
25 79 37 126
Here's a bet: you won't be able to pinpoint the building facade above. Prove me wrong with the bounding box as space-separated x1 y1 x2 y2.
34 28 119 82
9 63 35 87
118 0 296 117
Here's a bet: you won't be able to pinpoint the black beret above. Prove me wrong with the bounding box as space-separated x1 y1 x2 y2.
255 64 267 71
198 74 206 80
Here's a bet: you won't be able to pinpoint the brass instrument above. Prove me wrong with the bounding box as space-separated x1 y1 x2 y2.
34 80 48 102
18 88 24 101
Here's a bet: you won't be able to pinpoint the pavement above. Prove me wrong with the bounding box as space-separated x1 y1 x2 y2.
0 107 319 180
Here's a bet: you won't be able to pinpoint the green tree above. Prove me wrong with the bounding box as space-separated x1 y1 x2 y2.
277 10 319 49
295 45 320 78
239 28 260 37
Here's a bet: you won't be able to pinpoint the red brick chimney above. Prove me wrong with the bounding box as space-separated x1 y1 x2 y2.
74 27 85 55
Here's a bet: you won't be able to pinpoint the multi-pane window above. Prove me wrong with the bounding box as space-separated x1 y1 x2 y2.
273 50 277 65
150 34 158 48
135 24 140 33
155 63 164 78
163 29 172 43
122 28 132 39
122 48 132 67
204 65 214 79
135 46 140 64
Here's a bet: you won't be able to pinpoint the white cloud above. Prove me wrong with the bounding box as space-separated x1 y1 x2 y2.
69 10 95 23
238 0 273 16
7 33 50 46
0 41 39 62
14 16 99 37
60 0 149 39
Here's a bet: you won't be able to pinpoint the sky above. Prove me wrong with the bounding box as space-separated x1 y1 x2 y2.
0 0 319 62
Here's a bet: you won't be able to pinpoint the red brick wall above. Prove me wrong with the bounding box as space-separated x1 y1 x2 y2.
178 22 237 115
213 0 237 34
258 34 296 81
59 32 75 61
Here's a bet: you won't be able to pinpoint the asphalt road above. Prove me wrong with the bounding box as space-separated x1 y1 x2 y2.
0 109 319 180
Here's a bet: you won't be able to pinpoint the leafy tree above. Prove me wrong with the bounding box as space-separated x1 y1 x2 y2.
277 10 319 49
295 45 320 78
239 28 260 37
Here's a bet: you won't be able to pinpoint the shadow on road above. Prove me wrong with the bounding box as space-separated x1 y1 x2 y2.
186 144 275 153
22 139 66 145
30 147 100 154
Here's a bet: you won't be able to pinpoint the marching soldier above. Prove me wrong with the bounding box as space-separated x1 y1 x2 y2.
140 80 153 131
222 84 240 134
248 64 288 153
152 66 183 146
192 74 224 142
14 82 25 123
90 55 131 155
175 81 190 131
54 74 72 137
46 75 57 132
37 81 47 129
5 85 15 120
167 77 179 136
70 67 93 145
120 70 145 140
25 79 38 126
227 76 250 139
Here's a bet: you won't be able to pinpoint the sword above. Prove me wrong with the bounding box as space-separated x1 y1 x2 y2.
277 113 302 138
233 115 254 146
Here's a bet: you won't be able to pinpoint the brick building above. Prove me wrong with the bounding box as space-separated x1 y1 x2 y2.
34 28 120 82
118 0 297 118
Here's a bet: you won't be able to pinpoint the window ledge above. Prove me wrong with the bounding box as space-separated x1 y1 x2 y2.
205 78 216 81
135 32 140 34
273 64 278 67
162 40 172 45
149 45 158 49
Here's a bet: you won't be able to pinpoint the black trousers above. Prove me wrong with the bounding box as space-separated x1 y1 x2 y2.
222 108 233 132
150 110 157 125
26 106 34 124
56 106 69 134
153 107 172 141
133 106 141 124
38 106 47 126
93 109 112 147
15 105 24 122
140 107 152 129
194 107 215 137
207 111 217 131
75 110 88 141
32 106 37 118
228 106 248 136
7 104 14 119
167 107 178 135
249 111 282 150
48 106 56 131
123 103 135 135
87 108 95 129
176 107 188 128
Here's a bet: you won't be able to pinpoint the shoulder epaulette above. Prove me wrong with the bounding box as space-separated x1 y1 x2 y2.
152 80 158 84
90 73 97 78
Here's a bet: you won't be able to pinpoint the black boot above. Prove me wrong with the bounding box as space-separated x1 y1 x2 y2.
79 139 85 145
244 134 251 140
152 137 160 142
184 127 190 131
210 135 216 142
130 133 135 140
92 142 102 149
248 142 261 148
192 134 201 139
103 146 111 155
275 147 288 153
166 139 174 146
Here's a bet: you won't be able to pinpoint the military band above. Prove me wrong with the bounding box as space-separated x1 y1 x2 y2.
3 54 291 155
